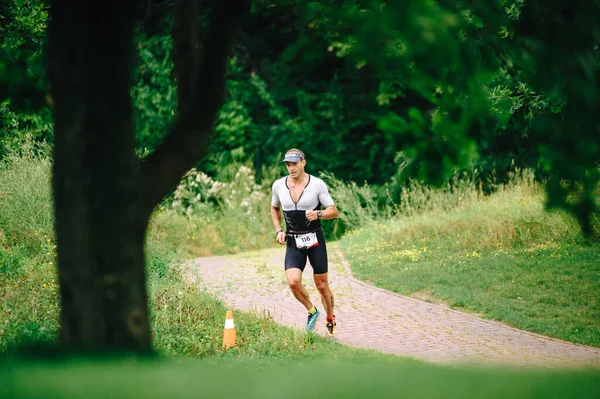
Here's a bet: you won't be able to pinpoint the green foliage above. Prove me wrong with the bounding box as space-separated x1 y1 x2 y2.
0 0 53 159
488 1 600 235
290 0 499 185
483 67 564 175
0 0 48 103
3 0 598 234
0 103 53 159
131 28 176 154
154 157 281 256
220 0 599 234
1 0 599 233
319 171 386 236
209 60 256 163
145 220 181 281
200 1 403 182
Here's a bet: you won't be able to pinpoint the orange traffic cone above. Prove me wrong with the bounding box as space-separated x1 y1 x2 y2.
222 310 237 349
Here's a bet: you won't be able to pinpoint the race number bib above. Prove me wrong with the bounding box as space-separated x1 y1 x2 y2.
294 232 319 250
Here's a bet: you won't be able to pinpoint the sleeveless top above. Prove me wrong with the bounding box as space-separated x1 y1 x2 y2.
271 174 335 232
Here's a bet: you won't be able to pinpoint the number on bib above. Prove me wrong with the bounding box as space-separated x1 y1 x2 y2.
294 232 318 250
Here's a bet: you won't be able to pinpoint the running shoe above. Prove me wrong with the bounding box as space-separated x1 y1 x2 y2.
325 315 336 337
306 307 320 333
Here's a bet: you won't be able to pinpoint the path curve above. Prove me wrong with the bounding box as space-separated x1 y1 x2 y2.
187 244 600 368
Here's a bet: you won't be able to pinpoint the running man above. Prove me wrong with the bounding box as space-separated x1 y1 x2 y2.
270 148 339 336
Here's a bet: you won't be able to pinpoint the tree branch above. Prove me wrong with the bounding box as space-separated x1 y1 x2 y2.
172 0 199 106
139 0 249 213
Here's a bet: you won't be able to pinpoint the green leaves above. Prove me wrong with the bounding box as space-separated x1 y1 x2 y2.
131 30 176 155
0 0 48 101
379 107 479 186
508 0 600 235
0 0 52 158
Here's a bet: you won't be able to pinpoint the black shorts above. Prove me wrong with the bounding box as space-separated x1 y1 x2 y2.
285 228 328 274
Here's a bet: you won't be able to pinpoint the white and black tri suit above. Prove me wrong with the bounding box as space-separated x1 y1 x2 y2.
271 174 335 274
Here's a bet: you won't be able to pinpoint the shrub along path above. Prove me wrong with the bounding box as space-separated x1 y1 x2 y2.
187 243 600 369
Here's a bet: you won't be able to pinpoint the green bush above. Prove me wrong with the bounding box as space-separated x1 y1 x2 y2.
158 159 280 256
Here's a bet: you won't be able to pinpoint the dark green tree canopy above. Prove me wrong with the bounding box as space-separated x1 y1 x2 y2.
2 0 598 234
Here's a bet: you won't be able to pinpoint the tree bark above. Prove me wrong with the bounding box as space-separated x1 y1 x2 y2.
47 0 150 352
47 0 248 352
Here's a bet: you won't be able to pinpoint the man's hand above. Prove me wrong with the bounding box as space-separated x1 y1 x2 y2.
305 210 319 222
276 231 286 244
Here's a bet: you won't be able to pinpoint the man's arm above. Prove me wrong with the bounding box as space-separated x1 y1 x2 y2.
306 205 338 222
271 205 286 244
319 205 338 220
270 205 283 232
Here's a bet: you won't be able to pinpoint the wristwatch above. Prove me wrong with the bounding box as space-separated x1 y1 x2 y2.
317 211 323 218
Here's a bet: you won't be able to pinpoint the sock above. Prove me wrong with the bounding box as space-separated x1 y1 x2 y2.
327 315 335 322
308 306 317 315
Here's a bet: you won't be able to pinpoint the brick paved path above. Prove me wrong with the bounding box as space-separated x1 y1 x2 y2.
187 244 600 368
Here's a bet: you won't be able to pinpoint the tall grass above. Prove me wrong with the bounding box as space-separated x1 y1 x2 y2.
0 150 54 256
0 150 53 352
347 181 586 253
324 166 595 248
320 168 484 235
0 150 58 352
319 171 385 235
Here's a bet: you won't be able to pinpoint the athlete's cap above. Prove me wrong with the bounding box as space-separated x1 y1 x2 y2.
281 150 304 163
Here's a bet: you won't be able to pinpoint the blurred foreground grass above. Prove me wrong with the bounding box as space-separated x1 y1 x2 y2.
1 356 599 399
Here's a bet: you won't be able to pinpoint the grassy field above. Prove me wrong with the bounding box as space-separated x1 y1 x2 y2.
339 175 600 347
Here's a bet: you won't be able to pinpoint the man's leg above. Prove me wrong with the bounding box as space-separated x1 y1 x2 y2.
308 230 335 335
313 273 334 318
285 243 320 333
285 268 314 311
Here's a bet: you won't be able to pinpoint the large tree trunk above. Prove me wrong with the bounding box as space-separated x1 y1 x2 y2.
47 0 248 352
47 1 151 351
